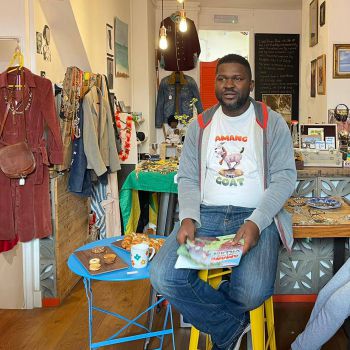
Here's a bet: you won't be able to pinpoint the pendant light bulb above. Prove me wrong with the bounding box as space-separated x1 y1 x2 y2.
159 25 168 50
179 9 187 32
177 0 185 3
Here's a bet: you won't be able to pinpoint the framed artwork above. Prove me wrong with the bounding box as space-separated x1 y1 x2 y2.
106 23 114 56
311 59 317 97
262 94 292 124
107 56 114 89
320 1 326 27
114 16 129 78
36 32 43 54
333 44 350 78
317 54 326 95
309 0 318 47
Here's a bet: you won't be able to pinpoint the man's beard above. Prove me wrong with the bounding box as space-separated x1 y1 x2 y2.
216 90 250 112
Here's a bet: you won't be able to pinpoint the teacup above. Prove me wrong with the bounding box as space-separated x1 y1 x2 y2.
131 243 156 269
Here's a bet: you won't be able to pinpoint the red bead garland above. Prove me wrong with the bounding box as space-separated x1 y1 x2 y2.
115 112 133 161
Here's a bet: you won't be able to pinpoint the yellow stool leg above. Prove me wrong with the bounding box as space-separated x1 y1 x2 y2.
189 326 201 350
250 304 265 350
265 297 277 350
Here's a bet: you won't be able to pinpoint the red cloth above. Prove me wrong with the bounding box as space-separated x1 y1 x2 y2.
0 236 19 253
0 68 63 242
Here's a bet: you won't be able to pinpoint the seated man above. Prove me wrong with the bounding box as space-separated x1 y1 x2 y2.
150 54 296 350
291 258 350 350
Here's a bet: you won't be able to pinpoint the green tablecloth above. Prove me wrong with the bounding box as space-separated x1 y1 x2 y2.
120 170 178 234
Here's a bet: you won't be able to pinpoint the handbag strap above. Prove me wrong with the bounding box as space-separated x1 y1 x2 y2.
0 103 10 139
1 68 29 142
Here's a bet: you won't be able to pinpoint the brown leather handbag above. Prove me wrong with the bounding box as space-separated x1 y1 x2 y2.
0 102 36 179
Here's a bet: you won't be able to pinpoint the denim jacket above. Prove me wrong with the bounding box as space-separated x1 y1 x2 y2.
155 72 203 128
68 101 92 196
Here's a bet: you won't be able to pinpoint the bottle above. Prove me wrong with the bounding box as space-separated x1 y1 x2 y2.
291 120 299 148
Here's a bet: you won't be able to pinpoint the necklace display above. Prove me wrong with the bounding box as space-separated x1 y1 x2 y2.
3 88 33 115
115 112 133 161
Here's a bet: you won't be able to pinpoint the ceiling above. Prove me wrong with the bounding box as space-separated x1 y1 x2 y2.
196 0 302 10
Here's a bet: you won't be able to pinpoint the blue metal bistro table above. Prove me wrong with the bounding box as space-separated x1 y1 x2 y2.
68 236 176 350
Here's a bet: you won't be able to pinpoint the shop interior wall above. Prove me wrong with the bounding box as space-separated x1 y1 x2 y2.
300 0 328 123
327 0 350 115
34 0 65 82
130 0 156 154
300 0 350 124
155 2 301 143
70 0 131 105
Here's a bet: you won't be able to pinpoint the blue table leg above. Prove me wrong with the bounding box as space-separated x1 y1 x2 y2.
144 287 158 349
83 278 93 350
82 278 176 349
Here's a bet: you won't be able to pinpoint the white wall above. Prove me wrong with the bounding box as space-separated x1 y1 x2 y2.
300 0 350 123
34 0 65 82
300 0 328 123
70 0 131 104
327 0 350 112
130 0 156 153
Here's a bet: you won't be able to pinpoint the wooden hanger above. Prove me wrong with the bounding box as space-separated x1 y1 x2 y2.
7 42 24 89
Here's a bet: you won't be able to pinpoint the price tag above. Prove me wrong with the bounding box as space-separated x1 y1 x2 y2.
19 178 25 186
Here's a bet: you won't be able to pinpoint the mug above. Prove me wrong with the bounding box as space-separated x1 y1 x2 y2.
131 243 156 269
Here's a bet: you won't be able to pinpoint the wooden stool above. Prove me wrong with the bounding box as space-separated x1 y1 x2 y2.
189 269 276 350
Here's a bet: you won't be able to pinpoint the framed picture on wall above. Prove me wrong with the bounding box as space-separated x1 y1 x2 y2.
309 0 318 47
311 59 317 97
106 23 114 56
333 44 350 78
107 56 114 89
317 54 326 95
320 1 326 27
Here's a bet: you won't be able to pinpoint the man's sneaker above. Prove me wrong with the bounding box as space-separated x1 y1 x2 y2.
211 323 251 350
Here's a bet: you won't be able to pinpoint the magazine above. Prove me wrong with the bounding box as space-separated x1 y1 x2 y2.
175 234 244 270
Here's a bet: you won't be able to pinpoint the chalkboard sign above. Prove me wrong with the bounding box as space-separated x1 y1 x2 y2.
255 33 300 123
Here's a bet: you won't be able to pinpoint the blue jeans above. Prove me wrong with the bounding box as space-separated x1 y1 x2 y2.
150 205 281 348
291 258 350 350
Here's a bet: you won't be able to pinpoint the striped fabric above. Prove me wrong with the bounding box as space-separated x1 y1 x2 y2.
91 181 107 239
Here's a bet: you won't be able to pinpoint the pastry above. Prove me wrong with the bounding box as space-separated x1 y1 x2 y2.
89 258 100 265
91 246 105 254
103 253 116 264
89 263 101 271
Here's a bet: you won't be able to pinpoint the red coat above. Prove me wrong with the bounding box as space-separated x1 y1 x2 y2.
0 68 63 242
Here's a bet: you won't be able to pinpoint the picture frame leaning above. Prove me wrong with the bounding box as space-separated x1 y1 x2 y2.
333 44 350 79
317 54 326 95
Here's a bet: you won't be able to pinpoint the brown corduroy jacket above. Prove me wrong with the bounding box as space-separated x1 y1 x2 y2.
0 68 63 242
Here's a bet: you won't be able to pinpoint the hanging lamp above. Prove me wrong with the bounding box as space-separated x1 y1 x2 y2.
159 0 168 50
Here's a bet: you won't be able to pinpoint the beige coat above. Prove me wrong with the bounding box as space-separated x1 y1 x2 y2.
83 85 120 176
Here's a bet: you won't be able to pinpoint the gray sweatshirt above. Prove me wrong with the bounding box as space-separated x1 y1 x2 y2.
177 98 297 251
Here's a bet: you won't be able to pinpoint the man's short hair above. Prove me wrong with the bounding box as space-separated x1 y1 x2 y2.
216 54 252 80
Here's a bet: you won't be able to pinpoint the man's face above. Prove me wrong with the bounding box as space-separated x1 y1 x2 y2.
215 62 254 116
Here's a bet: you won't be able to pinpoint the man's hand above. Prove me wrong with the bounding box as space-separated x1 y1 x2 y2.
233 220 260 255
177 218 196 244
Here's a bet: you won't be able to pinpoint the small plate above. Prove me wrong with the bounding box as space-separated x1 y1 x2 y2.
306 198 341 210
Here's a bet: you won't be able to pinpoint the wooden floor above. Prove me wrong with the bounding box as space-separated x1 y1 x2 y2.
0 279 348 350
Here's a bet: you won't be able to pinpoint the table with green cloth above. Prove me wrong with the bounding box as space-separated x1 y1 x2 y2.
120 166 178 235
